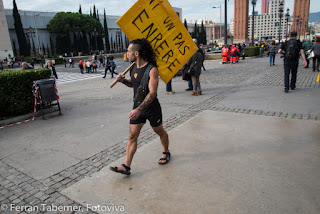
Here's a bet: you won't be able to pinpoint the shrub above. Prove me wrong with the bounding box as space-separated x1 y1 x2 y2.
0 68 51 119
244 46 260 57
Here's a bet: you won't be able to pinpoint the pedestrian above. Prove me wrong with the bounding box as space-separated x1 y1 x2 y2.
69 58 73 68
103 57 111 78
99 55 104 67
310 37 320 72
92 61 97 73
242 42 246 60
184 39 204 96
166 79 175 94
110 38 170 175
278 31 307 93
222 44 229 64
86 60 91 73
21 62 32 70
0 60 3 70
268 41 278 66
79 59 84 74
63 57 67 68
109 58 118 78
46 60 58 79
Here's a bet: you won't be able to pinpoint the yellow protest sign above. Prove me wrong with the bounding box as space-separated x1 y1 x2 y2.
116 0 198 84
219 43 223 48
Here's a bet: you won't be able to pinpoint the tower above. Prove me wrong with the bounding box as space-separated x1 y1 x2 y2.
261 0 269 14
234 0 249 43
0 0 13 59
292 0 310 39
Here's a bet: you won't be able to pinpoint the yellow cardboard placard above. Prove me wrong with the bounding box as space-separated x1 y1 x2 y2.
116 0 198 84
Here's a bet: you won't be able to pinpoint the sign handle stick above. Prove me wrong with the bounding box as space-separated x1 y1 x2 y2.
110 62 135 88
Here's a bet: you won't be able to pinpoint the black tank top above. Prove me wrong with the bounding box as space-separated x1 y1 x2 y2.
130 63 158 109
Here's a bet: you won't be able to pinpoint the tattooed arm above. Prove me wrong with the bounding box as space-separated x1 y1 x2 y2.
128 67 159 120
116 74 133 88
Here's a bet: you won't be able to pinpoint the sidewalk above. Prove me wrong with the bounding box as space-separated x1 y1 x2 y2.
62 110 320 214
0 55 319 214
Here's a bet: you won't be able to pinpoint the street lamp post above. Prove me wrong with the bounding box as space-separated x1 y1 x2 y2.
224 0 227 45
285 8 290 41
212 5 222 40
251 0 257 46
278 1 284 43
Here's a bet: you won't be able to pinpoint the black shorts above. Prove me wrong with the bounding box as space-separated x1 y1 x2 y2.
130 99 162 127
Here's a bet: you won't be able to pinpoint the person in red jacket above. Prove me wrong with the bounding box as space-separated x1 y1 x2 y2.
222 45 229 64
229 45 237 64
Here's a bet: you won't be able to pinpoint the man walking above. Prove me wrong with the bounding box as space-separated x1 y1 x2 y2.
110 39 170 175
278 31 307 93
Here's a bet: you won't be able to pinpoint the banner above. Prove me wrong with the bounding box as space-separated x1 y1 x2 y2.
116 0 198 84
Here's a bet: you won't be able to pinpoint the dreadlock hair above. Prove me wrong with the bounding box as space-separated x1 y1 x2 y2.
130 38 157 67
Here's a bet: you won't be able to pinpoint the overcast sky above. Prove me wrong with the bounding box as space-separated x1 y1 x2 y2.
3 0 319 24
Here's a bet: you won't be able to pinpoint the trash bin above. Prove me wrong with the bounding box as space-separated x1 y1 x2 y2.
34 78 61 119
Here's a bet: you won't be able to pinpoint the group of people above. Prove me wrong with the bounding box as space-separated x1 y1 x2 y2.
165 39 205 96
303 37 320 72
221 43 246 64
78 59 98 74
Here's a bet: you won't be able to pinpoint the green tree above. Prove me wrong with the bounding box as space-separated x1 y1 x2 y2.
200 20 207 45
103 9 110 52
42 43 46 56
184 19 188 31
90 8 92 17
12 40 17 56
93 5 96 19
79 5 82 14
12 0 30 56
47 12 103 54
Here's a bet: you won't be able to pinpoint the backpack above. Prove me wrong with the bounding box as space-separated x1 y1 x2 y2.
111 61 116 69
306 41 312 50
285 40 299 59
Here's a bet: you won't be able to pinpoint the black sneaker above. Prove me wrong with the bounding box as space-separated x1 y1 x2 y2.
284 89 289 93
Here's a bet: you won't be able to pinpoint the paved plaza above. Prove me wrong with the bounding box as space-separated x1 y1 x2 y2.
0 55 319 213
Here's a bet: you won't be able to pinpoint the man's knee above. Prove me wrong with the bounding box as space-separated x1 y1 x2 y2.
128 132 139 142
154 127 168 138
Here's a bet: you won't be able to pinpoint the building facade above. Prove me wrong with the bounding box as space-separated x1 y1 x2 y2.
187 20 224 45
248 0 290 42
2 6 182 56
0 0 13 59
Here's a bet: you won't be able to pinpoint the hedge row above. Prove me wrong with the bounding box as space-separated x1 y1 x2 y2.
0 69 51 119
244 46 260 57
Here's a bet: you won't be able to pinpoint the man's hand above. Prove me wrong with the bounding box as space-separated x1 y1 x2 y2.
303 60 307 67
128 109 141 120
116 74 125 83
